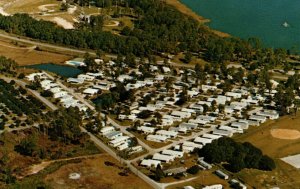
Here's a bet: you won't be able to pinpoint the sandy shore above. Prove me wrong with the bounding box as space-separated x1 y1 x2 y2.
165 0 230 37
165 0 209 23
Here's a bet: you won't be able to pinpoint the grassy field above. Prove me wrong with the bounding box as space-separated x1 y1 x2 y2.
0 39 71 66
5 0 60 14
232 114 300 188
166 169 230 189
44 153 152 189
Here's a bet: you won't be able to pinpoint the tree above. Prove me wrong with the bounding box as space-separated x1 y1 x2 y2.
187 165 200 174
124 53 136 68
15 135 38 156
84 53 97 72
130 137 138 147
198 137 275 172
17 73 25 79
218 104 225 114
259 155 276 171
60 3 69 11
183 52 192 64
154 164 165 181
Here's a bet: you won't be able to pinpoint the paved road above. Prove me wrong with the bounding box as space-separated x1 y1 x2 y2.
0 32 96 56
0 76 58 111
80 126 162 189
0 31 197 69
130 126 216 163
107 117 154 152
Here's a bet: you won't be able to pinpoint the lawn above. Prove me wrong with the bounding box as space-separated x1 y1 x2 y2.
166 169 230 189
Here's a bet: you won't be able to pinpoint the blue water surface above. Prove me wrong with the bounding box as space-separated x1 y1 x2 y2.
26 63 82 77
181 0 300 50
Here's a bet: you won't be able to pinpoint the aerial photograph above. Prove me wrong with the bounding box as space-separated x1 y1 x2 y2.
0 0 299 189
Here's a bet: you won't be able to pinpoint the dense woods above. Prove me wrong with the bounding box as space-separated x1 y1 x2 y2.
0 0 288 65
198 137 276 172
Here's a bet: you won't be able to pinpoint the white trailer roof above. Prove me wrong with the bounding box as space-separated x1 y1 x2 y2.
194 137 213 145
202 133 222 140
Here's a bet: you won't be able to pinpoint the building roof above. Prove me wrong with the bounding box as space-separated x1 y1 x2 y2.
147 135 168 141
161 149 184 157
105 131 122 139
83 88 99 95
110 136 130 144
140 159 161 167
152 153 175 162
156 130 178 137
194 137 213 145
163 167 186 175
202 133 222 140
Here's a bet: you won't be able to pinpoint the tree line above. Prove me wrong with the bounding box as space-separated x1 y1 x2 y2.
198 137 275 172
0 0 289 65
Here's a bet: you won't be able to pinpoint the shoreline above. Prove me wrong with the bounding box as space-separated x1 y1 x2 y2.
165 0 230 38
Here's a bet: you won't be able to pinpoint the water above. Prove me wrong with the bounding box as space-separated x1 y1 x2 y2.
181 0 300 50
26 63 83 77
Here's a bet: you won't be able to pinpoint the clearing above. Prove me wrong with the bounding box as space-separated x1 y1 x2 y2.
0 38 71 66
45 153 152 189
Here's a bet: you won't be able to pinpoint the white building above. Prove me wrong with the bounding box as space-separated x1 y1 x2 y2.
152 153 175 163
156 130 178 138
147 135 168 143
161 150 184 158
67 78 84 84
83 88 99 95
231 121 249 129
256 110 279 120
194 137 213 145
50 87 61 93
105 131 123 140
53 91 68 98
171 111 191 119
117 142 129 151
137 126 155 134
202 133 222 140
100 127 115 135
140 159 161 168
109 136 130 147
213 129 233 137
249 115 267 123
225 92 242 99
78 74 95 81
203 184 223 189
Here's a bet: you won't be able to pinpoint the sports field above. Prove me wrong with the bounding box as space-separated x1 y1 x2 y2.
234 114 300 188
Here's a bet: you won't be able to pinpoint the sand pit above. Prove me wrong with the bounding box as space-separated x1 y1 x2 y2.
52 17 74 29
67 6 77 14
271 129 300 140
0 8 9 16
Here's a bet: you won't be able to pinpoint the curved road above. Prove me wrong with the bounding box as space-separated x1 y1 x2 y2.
0 32 198 69
0 32 96 55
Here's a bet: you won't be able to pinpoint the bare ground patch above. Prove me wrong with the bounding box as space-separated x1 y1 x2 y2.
271 129 300 140
45 154 152 189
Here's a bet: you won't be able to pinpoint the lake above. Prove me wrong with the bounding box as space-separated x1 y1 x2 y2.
26 63 83 77
181 0 300 50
